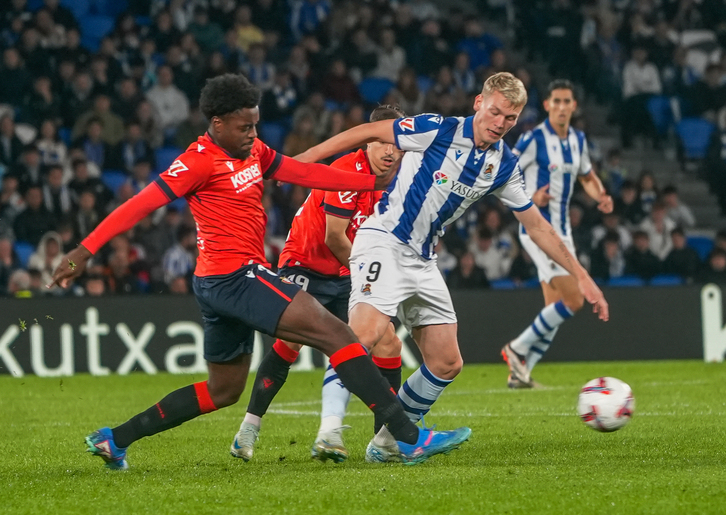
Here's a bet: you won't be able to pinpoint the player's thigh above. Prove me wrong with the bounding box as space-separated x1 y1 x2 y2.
370 322 402 358
348 302 392 349
519 233 576 285
349 232 415 318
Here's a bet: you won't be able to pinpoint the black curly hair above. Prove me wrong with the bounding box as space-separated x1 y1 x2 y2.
199 74 261 120
369 104 406 122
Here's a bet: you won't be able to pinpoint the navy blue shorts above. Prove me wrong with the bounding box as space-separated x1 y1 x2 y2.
192 264 302 363
278 266 351 322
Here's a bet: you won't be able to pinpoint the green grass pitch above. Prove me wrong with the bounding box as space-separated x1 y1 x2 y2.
1 360 725 514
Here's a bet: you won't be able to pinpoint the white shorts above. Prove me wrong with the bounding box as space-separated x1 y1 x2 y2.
349 229 457 331
519 231 577 284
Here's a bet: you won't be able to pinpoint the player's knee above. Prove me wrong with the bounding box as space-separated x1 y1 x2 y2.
427 356 463 380
564 293 585 313
208 383 245 408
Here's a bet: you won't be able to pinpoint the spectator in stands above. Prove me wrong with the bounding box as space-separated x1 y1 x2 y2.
43 0 77 31
56 219 77 253
55 28 90 71
54 59 76 98
452 52 476 94
621 45 662 148
591 211 633 251
662 185 696 228
637 170 659 214
696 248 726 284
0 47 32 108
372 28 406 83
289 0 330 42
343 104 366 130
27 230 63 293
625 230 662 280
22 75 60 127
129 158 153 193
0 175 25 231
409 19 451 77
584 13 622 106
341 28 378 83
7 269 32 298
19 27 53 76
67 158 113 210
0 114 24 168
689 64 726 120
162 226 197 285
89 56 113 97
41 164 73 220
105 250 140 295
149 10 181 54
83 273 107 297
0 236 21 294
235 4 265 51
649 18 678 72
146 65 190 134
166 44 202 102
174 104 208 149
389 67 424 116
569 204 592 264
35 119 67 168
168 275 190 294
187 6 224 53
664 226 701 281
320 59 361 107
72 118 110 170
639 200 676 260
469 227 512 281
135 100 163 149
456 19 502 73
72 94 125 146
434 240 457 277
509 248 538 286
260 68 297 123
600 148 628 196
283 113 318 161
590 230 626 281
446 251 489 289
61 71 94 128
34 8 65 49
112 78 144 124
73 189 101 241
615 179 646 227
14 144 44 192
108 120 156 174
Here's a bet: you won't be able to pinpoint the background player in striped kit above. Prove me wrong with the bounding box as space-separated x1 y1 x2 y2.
296 72 609 462
231 105 406 463
502 79 613 388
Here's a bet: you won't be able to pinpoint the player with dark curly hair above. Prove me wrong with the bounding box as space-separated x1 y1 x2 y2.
50 74 470 469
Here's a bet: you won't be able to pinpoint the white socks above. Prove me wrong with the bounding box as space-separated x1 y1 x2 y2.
318 364 351 434
510 301 573 370
398 364 452 423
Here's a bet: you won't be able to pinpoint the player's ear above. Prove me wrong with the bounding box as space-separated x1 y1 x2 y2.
472 94 483 111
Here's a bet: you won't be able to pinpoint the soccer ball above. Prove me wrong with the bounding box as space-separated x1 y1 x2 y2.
577 377 635 432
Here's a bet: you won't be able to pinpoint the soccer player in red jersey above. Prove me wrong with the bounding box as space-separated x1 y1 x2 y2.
50 75 470 469
231 105 406 464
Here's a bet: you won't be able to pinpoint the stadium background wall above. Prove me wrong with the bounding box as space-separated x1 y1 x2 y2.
0 286 712 377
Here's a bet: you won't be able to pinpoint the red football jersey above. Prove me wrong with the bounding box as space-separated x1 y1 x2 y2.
279 149 382 277
156 134 281 276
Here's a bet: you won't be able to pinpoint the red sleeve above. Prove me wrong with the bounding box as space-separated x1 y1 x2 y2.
81 183 170 254
269 155 376 192
157 149 210 197
323 190 358 218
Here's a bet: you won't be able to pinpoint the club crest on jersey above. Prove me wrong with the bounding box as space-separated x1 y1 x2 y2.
399 118 415 131
484 163 494 180
280 276 294 285
360 283 372 296
167 159 188 177
434 171 448 185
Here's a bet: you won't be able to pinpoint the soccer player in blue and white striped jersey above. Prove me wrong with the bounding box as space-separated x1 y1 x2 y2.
297 73 609 461
502 79 614 388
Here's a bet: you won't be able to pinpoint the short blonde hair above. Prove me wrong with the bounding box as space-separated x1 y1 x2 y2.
481 72 528 108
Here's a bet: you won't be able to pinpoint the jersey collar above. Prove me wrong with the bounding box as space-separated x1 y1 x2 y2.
544 118 571 139
463 116 500 152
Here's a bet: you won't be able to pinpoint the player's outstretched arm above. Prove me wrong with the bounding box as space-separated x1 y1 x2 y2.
271 155 394 191
48 184 170 288
294 120 396 164
515 205 609 321
579 171 613 213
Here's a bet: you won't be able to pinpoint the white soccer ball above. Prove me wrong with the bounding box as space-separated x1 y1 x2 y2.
577 377 635 432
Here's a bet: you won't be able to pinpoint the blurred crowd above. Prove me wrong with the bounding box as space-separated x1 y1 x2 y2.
0 0 725 298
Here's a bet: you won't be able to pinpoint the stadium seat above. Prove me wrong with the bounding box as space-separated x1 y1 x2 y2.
647 96 673 136
154 147 183 175
61 0 90 20
607 275 645 287
101 170 128 194
13 241 35 269
58 127 72 146
675 118 716 160
92 0 129 17
27 0 44 11
79 14 115 52
490 279 517 289
649 274 684 286
417 76 434 94
358 77 395 105
523 277 541 288
686 235 714 261
259 123 288 152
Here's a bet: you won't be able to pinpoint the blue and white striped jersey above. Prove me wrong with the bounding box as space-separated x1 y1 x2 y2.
514 118 592 237
362 114 533 259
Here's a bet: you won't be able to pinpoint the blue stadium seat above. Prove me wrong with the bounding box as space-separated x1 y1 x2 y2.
79 14 115 52
417 76 433 94
61 0 90 19
675 118 716 160
259 123 288 152
27 0 44 11
154 147 183 175
358 77 395 105
649 274 684 286
101 170 128 194
92 0 128 17
607 275 645 287
647 95 673 136
490 279 517 289
686 235 714 261
58 127 72 146
523 277 541 288
13 241 35 268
